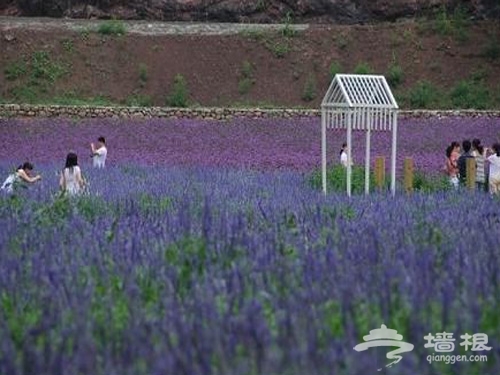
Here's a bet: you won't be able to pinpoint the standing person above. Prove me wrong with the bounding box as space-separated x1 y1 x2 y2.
450 141 461 165
474 145 487 192
487 143 500 195
457 139 474 186
445 145 459 189
60 152 85 197
1 162 41 194
340 142 352 167
90 136 107 168
471 138 481 157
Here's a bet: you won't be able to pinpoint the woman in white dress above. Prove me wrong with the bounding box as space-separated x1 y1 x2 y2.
91 136 107 168
59 153 85 197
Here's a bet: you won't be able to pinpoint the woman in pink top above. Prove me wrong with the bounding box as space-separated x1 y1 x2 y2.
445 144 459 188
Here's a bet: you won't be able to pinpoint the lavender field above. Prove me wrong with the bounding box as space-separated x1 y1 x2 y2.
1 116 499 173
1 116 500 375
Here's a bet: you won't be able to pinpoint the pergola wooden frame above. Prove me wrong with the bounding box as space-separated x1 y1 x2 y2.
321 74 399 196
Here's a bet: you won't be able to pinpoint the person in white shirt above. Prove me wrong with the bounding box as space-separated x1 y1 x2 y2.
340 142 352 167
91 136 107 168
487 143 500 195
1 162 41 194
60 152 85 197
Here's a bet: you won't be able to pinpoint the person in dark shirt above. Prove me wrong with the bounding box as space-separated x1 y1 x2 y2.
457 139 474 185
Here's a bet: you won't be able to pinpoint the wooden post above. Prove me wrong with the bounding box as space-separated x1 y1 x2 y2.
466 158 476 191
375 157 385 191
404 158 414 194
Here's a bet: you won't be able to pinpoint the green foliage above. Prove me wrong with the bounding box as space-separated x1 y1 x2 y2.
413 172 451 193
387 62 404 88
50 92 115 106
268 40 290 58
125 93 153 107
97 20 127 36
79 28 91 40
30 51 67 83
10 86 39 104
301 73 317 102
256 0 268 12
434 5 470 41
238 60 256 95
310 165 452 194
166 74 189 108
7 51 68 103
138 63 148 86
138 193 172 214
333 32 349 50
239 28 267 41
281 11 297 38
61 38 74 53
329 61 343 79
482 37 500 60
164 236 208 297
353 62 373 75
309 165 376 195
449 79 491 109
4 60 27 81
406 80 441 109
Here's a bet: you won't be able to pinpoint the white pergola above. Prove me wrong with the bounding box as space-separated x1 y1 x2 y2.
321 74 399 196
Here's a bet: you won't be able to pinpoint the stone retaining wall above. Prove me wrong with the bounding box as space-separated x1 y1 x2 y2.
2 104 500 120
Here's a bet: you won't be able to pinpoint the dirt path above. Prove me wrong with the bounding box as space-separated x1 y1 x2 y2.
0 16 309 35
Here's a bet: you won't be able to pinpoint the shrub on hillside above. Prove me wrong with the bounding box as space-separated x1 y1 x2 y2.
353 62 373 75
449 80 491 109
407 81 441 109
166 74 189 108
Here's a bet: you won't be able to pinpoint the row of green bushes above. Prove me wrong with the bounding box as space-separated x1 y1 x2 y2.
310 165 454 194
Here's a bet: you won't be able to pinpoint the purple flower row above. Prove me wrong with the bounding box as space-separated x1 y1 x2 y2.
1 116 499 174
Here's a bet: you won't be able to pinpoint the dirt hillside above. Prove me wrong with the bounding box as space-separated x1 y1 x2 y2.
1 17 500 108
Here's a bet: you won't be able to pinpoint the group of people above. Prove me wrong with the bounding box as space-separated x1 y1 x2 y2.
444 138 500 194
1 137 107 197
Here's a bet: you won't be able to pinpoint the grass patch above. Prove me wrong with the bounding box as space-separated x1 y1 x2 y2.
387 54 404 88
405 80 442 109
267 39 291 58
310 165 376 194
301 73 317 102
482 37 500 60
433 5 470 42
353 62 373 75
30 51 67 83
333 32 349 50
166 74 189 108
97 20 127 36
61 39 74 53
280 11 297 38
52 94 114 106
449 78 491 109
310 165 451 194
6 51 69 104
125 94 153 107
4 60 27 81
138 63 148 87
238 61 256 95
329 61 343 79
